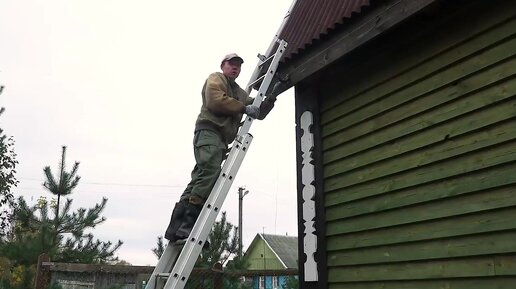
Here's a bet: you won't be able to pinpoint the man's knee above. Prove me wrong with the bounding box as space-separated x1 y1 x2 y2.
188 195 204 205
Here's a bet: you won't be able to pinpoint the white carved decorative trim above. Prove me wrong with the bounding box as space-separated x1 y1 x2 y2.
300 110 318 282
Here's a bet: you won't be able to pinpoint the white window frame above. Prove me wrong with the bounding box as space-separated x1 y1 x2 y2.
272 276 278 289
259 276 265 289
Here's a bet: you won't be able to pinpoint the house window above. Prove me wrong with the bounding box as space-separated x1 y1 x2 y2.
272 276 278 289
259 276 265 289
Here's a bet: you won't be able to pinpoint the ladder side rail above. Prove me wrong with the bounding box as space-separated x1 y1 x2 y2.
164 134 253 289
245 51 274 95
245 0 296 95
145 243 183 289
238 39 287 139
264 1 296 57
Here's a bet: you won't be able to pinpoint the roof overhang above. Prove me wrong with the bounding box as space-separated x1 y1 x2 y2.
273 0 439 95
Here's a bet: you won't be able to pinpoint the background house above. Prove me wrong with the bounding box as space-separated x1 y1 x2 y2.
266 0 516 288
244 234 298 289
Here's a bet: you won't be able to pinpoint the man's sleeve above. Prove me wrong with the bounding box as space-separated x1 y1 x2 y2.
205 74 245 115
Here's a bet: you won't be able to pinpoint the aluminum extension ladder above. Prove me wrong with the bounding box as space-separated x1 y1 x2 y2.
145 39 287 289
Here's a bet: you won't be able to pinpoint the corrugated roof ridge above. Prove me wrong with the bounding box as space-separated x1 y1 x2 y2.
277 0 372 61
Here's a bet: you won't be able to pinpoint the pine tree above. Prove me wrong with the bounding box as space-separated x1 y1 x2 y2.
0 88 19 237
198 211 239 268
282 276 299 289
4 195 122 264
152 236 165 259
1 146 122 265
43 146 80 237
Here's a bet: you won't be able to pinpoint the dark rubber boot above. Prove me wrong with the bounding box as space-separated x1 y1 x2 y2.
164 201 210 249
164 201 187 242
176 203 210 250
174 202 202 240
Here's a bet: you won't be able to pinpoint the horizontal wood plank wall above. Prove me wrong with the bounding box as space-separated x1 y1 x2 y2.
318 1 516 288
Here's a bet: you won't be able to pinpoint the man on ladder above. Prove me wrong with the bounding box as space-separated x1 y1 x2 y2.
147 39 287 289
164 53 277 243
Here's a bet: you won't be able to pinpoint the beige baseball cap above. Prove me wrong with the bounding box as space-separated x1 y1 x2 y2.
221 53 244 65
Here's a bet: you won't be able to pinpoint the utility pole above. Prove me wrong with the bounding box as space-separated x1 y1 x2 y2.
238 186 249 258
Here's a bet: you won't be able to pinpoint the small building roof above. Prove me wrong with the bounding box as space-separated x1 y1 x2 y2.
248 233 298 269
262 234 298 269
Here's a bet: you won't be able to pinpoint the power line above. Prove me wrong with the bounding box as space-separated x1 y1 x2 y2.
19 177 184 188
81 182 183 188
16 187 183 196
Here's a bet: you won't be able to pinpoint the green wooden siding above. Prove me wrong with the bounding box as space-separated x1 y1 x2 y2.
319 2 516 288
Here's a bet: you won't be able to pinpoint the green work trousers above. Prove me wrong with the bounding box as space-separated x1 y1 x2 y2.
180 129 227 202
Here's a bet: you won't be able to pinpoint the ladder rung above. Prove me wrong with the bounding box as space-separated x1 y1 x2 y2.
258 53 275 68
156 273 170 278
248 74 266 89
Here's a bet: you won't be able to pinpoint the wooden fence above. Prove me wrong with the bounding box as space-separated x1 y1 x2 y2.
34 254 298 289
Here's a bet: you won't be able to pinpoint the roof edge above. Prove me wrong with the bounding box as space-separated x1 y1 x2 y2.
275 0 439 94
260 233 288 269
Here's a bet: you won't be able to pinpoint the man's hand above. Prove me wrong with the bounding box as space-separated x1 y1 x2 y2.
265 95 277 103
245 105 260 118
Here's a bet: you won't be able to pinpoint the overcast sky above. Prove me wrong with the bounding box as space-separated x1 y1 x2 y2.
0 0 297 265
